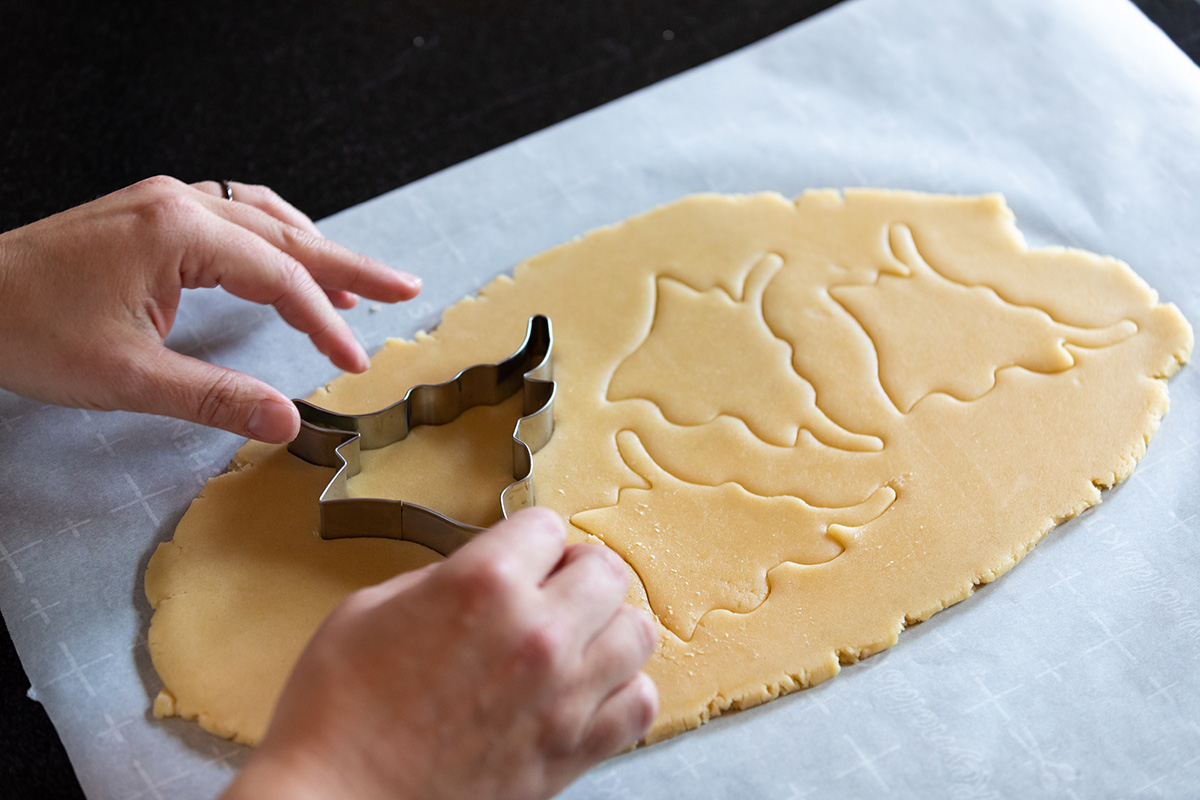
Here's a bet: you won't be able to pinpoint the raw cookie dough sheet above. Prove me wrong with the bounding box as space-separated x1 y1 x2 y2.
0 0 1198 797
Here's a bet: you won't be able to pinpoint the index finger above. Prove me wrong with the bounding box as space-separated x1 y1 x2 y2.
437 507 568 589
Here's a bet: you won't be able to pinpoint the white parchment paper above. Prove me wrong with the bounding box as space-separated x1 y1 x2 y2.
1 0 1197 796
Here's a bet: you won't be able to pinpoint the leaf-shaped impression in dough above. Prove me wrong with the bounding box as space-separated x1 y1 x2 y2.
572 430 896 641
830 224 1138 413
608 254 881 452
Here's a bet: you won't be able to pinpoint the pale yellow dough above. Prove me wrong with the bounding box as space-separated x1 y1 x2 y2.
144 190 1192 745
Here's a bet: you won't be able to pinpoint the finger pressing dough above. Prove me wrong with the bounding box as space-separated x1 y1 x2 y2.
144 190 1192 745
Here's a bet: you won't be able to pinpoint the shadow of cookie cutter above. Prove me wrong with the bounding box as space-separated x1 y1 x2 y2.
287 314 555 556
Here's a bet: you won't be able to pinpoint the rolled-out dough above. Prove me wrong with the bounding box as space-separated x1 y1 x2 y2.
144 190 1192 745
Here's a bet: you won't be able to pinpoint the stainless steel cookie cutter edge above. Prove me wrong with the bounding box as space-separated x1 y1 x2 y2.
287 314 555 556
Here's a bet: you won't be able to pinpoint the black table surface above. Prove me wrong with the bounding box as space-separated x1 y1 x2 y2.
2 1 1198 797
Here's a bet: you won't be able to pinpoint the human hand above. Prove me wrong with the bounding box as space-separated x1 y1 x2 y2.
223 508 659 800
0 176 420 442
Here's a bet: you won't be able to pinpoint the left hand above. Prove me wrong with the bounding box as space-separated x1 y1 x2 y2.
0 176 421 442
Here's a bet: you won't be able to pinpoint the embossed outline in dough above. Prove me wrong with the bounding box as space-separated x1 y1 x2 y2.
607 254 882 452
829 223 1139 413
572 430 897 642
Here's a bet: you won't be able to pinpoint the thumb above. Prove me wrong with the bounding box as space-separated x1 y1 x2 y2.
126 348 301 442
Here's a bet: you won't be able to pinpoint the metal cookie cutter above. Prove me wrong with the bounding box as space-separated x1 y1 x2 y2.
287 314 555 556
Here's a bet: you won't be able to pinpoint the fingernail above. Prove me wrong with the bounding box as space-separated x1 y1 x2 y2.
248 399 299 443
393 272 421 298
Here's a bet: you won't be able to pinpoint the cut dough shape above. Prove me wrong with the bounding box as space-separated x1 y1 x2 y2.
571 431 897 639
144 190 1192 745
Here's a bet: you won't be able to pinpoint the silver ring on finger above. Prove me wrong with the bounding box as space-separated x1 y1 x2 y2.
218 180 235 202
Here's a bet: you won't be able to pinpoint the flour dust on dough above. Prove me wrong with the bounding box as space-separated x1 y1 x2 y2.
144 190 1192 745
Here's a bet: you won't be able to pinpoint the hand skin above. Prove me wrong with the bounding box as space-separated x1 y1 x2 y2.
0 177 660 799
0 176 421 442
222 508 660 800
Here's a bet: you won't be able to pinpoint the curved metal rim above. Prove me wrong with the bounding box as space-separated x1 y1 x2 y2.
286 314 556 555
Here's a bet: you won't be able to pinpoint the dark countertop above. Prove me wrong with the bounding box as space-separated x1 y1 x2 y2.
2 1 1197 796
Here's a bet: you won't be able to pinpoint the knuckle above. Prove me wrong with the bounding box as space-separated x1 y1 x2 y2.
447 556 519 611
515 617 568 678
272 249 305 282
582 675 658 757
629 608 659 659
279 253 321 298
276 216 302 241
518 506 565 538
135 174 185 194
632 673 659 731
141 192 201 231
260 186 290 210
269 255 321 313
195 371 245 429
541 699 589 753
279 220 320 252
587 545 629 589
